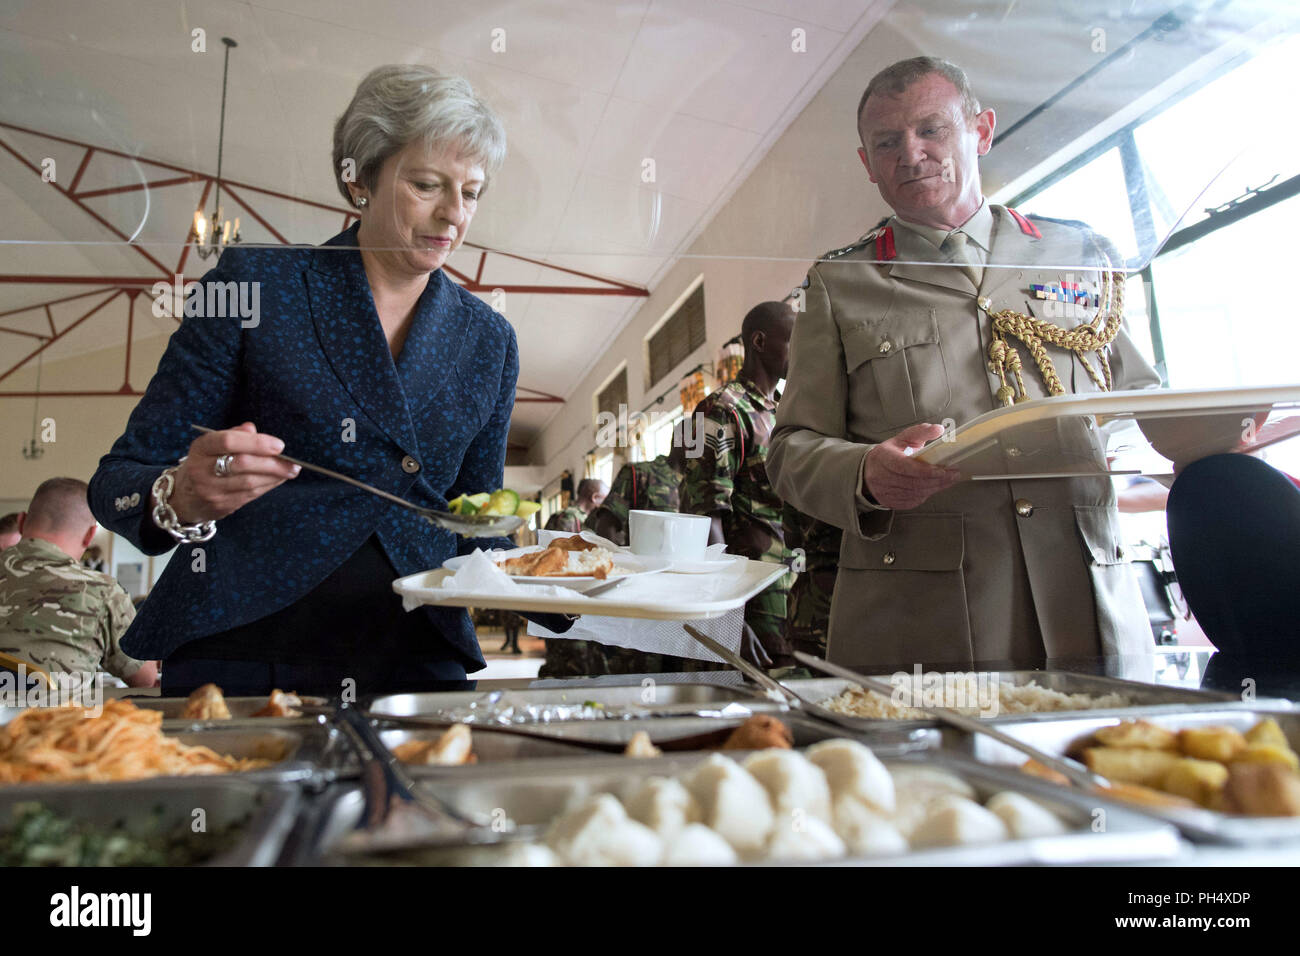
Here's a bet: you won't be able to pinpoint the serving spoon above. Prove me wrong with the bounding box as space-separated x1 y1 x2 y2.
191 424 522 537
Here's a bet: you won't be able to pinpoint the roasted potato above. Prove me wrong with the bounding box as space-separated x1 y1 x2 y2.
1223 762 1300 817
1178 726 1247 763
1101 781 1197 809
1161 758 1229 808
1245 718 1291 750
1083 747 1181 788
1094 719 1178 751
1233 743 1300 771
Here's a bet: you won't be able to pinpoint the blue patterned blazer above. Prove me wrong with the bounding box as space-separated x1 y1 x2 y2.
89 224 537 670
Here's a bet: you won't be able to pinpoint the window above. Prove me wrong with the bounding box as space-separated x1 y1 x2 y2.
646 404 684 459
646 283 706 387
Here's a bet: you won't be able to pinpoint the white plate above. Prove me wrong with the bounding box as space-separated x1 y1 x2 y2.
667 553 746 574
441 549 671 590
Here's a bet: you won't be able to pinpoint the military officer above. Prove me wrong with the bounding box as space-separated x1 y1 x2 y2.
543 477 608 534
0 478 158 686
782 504 842 659
768 57 1159 669
681 301 796 666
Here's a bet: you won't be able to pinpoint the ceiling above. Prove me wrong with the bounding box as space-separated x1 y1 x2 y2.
0 0 886 448
0 0 1291 451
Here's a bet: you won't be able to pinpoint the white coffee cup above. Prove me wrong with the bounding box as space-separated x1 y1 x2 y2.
629 510 711 561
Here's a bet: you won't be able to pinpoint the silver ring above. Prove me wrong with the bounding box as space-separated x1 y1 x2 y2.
213 454 234 478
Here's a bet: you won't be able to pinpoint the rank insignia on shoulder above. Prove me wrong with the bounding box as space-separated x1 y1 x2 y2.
821 219 895 262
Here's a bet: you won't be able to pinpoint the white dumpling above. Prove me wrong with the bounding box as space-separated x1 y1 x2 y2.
681 753 774 856
742 749 833 823
910 794 1010 849
805 739 895 815
661 824 739 866
496 843 564 867
625 777 701 838
766 812 847 862
546 793 663 866
889 766 979 839
832 794 909 857
985 791 1069 839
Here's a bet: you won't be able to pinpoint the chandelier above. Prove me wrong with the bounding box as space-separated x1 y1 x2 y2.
192 36 241 259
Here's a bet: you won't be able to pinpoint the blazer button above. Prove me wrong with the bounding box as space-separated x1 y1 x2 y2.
977 296 992 312
878 340 893 354
882 551 897 565
401 455 421 474
1015 498 1033 517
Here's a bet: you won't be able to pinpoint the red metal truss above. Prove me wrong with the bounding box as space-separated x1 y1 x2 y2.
0 122 649 400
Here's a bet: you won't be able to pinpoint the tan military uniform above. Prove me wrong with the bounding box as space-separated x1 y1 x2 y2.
768 203 1159 668
0 538 142 678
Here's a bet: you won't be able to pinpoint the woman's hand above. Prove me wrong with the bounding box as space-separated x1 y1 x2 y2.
161 422 300 523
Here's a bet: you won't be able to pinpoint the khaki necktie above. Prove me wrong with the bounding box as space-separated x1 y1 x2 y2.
940 230 982 290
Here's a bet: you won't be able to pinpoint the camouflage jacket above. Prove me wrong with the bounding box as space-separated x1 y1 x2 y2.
544 504 588 534
0 538 142 678
584 456 681 543
680 376 787 568
782 503 843 655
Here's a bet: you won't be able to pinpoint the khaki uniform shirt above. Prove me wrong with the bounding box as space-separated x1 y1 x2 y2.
769 204 1160 668
0 538 142 678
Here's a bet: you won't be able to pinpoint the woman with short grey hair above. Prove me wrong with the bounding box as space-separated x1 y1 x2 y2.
90 65 571 697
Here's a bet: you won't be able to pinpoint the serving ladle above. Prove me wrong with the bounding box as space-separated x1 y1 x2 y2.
191 424 522 537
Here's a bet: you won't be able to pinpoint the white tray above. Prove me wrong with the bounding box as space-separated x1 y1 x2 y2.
393 558 789 621
915 384 1300 477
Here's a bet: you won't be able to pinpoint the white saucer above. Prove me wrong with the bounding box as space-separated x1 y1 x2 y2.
666 553 746 574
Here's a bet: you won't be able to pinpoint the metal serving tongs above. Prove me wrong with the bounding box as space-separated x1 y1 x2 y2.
332 700 543 851
680 624 921 740
190 424 522 538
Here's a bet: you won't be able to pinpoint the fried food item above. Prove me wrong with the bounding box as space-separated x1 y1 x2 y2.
1020 759 1070 787
498 542 612 578
1082 747 1182 788
1245 718 1290 750
1178 726 1248 763
1099 781 1198 809
1223 762 1300 817
251 690 303 718
1161 758 1230 808
1094 719 1178 751
548 536 598 552
392 724 476 766
720 714 793 751
180 683 231 721
624 731 662 759
1233 743 1300 771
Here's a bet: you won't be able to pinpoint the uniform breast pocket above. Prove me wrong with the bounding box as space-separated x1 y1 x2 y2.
842 309 951 431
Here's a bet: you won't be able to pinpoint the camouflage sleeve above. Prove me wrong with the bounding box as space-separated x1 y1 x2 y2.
590 464 634 530
679 402 740 516
100 585 144 679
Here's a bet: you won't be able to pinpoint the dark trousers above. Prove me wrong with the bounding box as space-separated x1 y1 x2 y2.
162 654 472 698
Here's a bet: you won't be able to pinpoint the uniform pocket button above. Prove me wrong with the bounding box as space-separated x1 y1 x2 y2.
878 340 892 354
882 551 897 565
1015 498 1033 517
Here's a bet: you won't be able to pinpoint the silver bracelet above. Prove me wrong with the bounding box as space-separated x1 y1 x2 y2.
150 460 217 543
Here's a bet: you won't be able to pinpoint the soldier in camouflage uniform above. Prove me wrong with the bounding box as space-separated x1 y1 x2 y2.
585 441 686 546
0 478 155 686
782 503 842 659
680 301 797 666
539 476 609 677
543 477 608 533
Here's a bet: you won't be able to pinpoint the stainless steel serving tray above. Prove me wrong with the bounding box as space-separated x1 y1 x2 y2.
960 707 1300 845
781 671 1249 733
368 683 772 723
305 749 1180 866
0 720 341 788
0 777 301 866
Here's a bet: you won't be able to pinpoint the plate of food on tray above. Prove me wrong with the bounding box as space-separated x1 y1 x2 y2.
441 533 671 589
